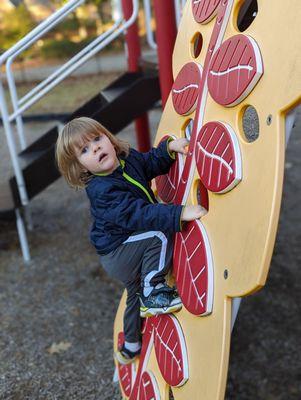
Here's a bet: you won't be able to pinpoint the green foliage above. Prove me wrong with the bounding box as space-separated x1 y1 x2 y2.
0 4 35 52
39 36 123 60
55 14 80 32
0 0 124 61
40 37 97 59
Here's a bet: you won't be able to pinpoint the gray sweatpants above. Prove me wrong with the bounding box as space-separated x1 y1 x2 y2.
100 231 174 342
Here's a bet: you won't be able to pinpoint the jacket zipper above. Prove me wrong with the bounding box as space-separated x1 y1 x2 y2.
94 159 155 204
122 171 155 204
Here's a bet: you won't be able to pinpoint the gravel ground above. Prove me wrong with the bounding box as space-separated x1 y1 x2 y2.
0 108 300 400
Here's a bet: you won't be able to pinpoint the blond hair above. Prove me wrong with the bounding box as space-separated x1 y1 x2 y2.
55 117 130 188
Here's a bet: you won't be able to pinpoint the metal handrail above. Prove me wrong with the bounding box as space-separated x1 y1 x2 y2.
0 0 84 65
0 0 139 262
4 0 84 150
143 0 157 49
142 0 185 50
0 0 86 262
9 0 139 122
16 0 123 107
17 25 122 108
18 15 122 106
174 0 187 26
174 0 181 26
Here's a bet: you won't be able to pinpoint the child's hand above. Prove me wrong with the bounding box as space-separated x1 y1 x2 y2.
181 205 207 221
168 138 189 155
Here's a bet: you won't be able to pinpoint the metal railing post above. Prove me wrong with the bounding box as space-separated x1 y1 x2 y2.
143 0 157 49
0 81 30 261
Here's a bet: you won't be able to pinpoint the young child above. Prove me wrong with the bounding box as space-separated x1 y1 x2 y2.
56 117 206 364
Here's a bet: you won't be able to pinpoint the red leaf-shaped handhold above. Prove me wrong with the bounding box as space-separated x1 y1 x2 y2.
155 136 183 203
192 0 221 24
129 319 155 400
138 371 160 400
117 332 136 397
208 34 263 107
153 315 189 387
195 121 242 193
172 62 202 115
173 220 213 316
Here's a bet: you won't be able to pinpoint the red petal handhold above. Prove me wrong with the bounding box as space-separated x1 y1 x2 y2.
138 371 160 400
195 121 242 193
117 332 135 397
129 319 154 400
173 220 213 316
192 0 221 24
172 62 202 115
208 34 263 107
155 136 183 203
153 315 189 387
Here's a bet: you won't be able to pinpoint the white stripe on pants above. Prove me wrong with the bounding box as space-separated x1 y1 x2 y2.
123 231 168 296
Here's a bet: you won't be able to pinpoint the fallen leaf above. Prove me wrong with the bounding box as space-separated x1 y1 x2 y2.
47 341 72 354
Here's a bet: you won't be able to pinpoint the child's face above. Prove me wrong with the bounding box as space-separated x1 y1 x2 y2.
76 133 119 175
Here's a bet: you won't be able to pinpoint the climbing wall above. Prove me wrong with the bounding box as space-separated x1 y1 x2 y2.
114 0 301 398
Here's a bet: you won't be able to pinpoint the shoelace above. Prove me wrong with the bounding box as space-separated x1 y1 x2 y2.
148 291 171 306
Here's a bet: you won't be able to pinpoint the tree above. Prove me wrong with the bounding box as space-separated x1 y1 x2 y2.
8 0 24 6
0 4 35 52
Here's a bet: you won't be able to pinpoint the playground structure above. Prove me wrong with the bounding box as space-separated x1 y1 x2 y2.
0 0 300 399
113 0 301 399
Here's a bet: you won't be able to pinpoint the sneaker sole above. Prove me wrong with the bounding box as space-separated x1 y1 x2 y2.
114 351 139 365
140 303 182 318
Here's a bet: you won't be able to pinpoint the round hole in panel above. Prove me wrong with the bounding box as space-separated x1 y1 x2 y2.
191 32 203 59
240 105 259 143
193 179 209 211
182 118 194 141
236 0 258 32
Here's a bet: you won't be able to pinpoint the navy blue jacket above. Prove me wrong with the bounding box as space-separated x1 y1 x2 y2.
85 138 183 255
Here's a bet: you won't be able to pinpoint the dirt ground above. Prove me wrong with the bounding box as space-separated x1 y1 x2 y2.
0 108 300 400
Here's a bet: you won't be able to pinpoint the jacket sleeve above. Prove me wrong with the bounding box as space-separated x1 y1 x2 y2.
96 187 183 232
139 137 176 181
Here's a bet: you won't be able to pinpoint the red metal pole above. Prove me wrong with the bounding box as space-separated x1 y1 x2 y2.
121 0 151 152
153 0 177 108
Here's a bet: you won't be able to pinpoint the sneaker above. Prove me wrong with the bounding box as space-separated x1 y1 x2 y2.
115 344 140 365
139 284 182 318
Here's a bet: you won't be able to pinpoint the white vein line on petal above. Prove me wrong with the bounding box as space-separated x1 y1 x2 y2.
154 327 182 372
121 373 128 381
210 64 253 76
197 142 233 174
166 174 176 189
183 225 195 242
194 265 206 282
188 241 202 261
188 261 205 307
173 84 198 94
